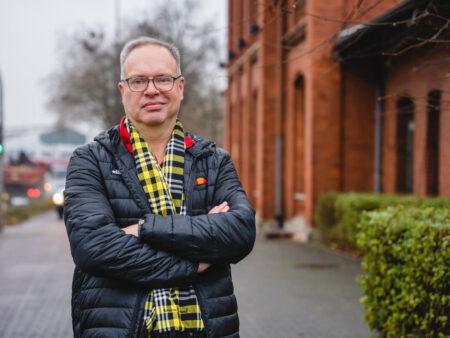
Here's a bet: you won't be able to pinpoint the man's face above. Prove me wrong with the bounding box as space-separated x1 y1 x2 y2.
118 44 184 128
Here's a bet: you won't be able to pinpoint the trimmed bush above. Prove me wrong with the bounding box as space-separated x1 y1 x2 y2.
314 192 450 250
5 198 54 225
314 192 338 242
357 206 450 337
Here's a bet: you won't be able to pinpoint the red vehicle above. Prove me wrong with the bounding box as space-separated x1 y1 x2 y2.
5 157 48 202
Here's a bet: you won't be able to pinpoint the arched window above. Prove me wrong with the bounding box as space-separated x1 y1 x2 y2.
396 97 414 193
426 90 441 195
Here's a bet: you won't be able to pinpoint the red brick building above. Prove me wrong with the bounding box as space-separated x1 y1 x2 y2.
225 0 450 236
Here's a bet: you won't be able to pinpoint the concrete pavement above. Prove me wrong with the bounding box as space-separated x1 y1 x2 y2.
0 211 370 337
0 211 73 338
233 238 370 337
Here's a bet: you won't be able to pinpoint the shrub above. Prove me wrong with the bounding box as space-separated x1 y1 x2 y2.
5 198 54 225
314 192 338 242
357 206 450 337
314 192 450 250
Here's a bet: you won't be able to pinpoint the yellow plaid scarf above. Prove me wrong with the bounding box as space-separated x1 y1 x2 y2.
126 118 205 336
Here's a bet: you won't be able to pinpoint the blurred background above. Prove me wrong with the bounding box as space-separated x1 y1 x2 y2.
0 0 227 211
0 0 449 337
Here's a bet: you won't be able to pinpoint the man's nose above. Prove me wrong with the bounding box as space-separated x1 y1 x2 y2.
144 79 159 95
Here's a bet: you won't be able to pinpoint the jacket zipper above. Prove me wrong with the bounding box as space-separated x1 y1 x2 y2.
193 283 211 338
189 155 211 338
128 160 152 338
129 291 147 338
129 149 211 337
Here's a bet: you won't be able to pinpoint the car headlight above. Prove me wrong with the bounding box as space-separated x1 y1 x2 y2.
52 192 64 206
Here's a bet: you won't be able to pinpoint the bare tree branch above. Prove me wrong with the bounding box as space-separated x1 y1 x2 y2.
46 0 224 144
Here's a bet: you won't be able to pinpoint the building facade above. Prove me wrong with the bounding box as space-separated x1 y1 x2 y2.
225 0 450 235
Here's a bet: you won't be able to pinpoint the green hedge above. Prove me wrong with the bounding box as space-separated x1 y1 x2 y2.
314 192 450 250
314 192 339 244
357 207 450 337
5 198 54 225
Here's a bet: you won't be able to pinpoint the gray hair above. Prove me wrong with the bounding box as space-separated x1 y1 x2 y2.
119 36 181 79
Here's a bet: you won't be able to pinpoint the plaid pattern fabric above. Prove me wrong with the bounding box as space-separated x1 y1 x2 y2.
128 119 185 216
125 118 205 336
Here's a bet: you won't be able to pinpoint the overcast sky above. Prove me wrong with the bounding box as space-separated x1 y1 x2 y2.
0 0 227 139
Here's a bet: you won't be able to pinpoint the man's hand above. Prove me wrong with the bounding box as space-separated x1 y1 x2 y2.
122 203 230 271
123 202 229 236
122 223 139 236
197 262 211 273
208 201 230 214
196 202 230 273
123 222 212 273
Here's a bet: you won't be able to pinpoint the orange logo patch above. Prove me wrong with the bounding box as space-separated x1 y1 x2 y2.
195 177 208 185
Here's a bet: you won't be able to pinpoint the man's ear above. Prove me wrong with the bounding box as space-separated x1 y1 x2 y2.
118 81 125 95
178 77 185 100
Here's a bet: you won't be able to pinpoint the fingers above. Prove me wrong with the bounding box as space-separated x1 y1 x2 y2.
208 206 220 214
197 262 211 273
122 224 139 236
216 201 229 212
208 201 229 214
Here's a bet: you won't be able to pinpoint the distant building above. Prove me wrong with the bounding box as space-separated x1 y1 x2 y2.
225 0 449 235
5 126 86 165
40 128 86 146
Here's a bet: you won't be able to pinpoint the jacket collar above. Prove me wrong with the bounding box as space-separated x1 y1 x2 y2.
93 121 215 213
118 116 202 157
184 131 215 158
94 118 215 160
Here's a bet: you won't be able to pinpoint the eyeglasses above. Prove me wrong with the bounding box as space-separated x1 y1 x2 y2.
122 75 182 92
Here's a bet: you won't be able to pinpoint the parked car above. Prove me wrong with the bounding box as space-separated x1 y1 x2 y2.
43 163 67 198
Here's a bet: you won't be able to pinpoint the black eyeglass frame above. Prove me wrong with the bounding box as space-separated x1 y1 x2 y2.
121 74 183 93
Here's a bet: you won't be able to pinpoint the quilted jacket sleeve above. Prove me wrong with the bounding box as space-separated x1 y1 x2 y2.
64 145 198 288
139 151 256 265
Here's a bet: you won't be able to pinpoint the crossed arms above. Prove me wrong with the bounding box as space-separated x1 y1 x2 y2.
64 145 256 289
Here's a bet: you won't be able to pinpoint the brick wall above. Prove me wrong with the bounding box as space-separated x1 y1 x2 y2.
382 47 450 196
225 0 446 230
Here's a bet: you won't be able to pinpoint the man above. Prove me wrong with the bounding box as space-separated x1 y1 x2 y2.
64 36 255 338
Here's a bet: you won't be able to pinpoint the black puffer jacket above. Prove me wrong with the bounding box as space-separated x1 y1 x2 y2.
64 125 256 338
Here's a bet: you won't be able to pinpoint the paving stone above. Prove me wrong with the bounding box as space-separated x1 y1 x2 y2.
0 212 371 337
0 212 73 338
232 240 371 338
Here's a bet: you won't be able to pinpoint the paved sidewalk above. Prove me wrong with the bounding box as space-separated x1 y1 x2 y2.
0 211 73 338
0 212 370 337
233 238 371 338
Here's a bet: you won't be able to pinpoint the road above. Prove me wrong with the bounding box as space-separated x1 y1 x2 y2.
0 211 370 338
